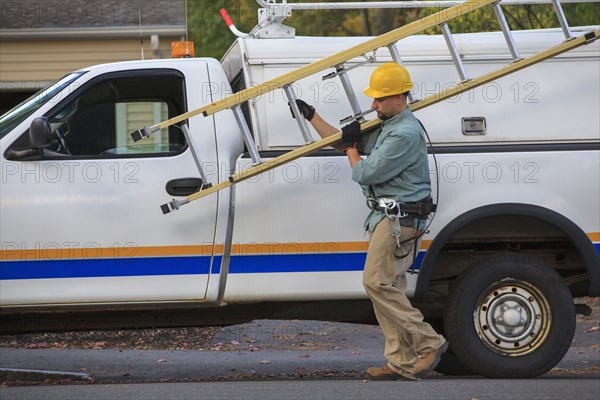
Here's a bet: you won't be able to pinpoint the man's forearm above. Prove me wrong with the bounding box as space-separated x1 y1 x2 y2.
345 148 362 168
309 112 344 152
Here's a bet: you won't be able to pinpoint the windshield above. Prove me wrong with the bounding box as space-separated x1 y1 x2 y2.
0 72 82 140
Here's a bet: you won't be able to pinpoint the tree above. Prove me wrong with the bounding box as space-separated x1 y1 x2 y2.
187 1 260 59
186 0 599 60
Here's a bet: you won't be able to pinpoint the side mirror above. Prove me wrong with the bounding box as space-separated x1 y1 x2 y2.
29 117 52 149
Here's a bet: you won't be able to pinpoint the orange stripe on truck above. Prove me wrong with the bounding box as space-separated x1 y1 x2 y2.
1 234 596 261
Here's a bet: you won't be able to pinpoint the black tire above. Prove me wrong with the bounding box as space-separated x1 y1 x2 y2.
426 318 474 376
435 346 476 376
444 253 575 378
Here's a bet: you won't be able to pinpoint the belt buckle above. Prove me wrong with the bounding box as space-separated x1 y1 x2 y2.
378 198 396 210
377 198 408 219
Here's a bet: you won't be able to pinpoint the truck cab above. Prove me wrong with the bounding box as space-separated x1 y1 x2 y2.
1 13 599 378
0 59 243 304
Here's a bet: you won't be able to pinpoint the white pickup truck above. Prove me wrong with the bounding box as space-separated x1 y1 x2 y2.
1 19 599 378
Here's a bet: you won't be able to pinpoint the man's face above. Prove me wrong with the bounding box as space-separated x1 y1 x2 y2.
371 94 405 120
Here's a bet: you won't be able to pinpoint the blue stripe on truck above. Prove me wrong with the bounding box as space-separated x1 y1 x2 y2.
0 251 427 280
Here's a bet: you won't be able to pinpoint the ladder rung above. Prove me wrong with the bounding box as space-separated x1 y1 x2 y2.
551 0 574 40
440 23 469 82
387 43 403 65
340 109 375 125
335 64 365 122
386 43 415 103
181 124 210 185
284 85 314 144
492 2 522 61
232 106 262 164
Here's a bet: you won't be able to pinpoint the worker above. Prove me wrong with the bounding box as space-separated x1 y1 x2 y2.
290 62 448 380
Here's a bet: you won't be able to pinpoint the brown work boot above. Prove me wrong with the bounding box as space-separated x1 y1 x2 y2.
366 364 415 381
414 341 449 378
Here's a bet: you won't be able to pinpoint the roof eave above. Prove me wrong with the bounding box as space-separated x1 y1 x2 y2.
0 25 187 40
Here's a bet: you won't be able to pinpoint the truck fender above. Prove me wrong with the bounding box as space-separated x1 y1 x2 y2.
414 203 600 302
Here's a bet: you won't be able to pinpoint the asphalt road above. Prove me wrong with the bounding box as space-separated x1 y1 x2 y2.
1 314 598 384
1 378 600 400
0 298 598 399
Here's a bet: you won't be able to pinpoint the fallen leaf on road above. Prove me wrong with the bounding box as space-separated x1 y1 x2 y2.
157 359 167 363
299 354 310 358
259 360 270 364
585 326 599 333
351 351 361 355
25 342 49 349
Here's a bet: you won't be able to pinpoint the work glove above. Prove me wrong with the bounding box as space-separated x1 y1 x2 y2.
341 121 361 152
289 99 315 121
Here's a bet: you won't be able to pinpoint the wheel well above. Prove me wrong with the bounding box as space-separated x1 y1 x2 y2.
414 204 599 304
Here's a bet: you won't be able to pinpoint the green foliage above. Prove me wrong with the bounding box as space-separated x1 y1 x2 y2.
186 1 599 60
441 3 600 34
187 1 260 59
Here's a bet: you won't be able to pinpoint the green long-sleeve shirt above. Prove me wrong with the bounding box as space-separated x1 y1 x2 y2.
353 108 431 232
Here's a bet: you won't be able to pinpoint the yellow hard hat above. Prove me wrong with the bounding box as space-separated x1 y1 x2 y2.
363 62 414 98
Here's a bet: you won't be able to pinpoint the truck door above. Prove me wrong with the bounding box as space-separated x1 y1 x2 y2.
0 68 218 306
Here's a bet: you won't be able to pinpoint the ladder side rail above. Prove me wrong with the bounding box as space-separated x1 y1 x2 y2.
130 0 495 141
160 28 599 212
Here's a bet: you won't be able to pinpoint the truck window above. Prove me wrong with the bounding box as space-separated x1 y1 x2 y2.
0 73 82 140
6 69 187 159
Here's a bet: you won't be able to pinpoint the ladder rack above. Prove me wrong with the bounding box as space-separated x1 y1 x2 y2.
124 0 599 214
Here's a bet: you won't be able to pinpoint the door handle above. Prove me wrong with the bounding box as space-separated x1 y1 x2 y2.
165 178 211 196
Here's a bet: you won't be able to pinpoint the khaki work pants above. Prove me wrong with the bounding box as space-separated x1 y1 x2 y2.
363 218 446 380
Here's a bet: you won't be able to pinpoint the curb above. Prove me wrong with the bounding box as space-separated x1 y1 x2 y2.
0 368 91 383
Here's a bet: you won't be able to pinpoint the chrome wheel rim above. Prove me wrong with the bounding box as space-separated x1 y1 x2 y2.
474 279 552 356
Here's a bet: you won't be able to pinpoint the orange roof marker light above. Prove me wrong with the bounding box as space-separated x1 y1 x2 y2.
172 41 195 58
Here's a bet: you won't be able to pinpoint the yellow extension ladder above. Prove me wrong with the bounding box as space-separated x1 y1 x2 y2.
128 0 599 214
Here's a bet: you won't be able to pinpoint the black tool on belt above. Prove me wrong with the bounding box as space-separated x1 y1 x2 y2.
370 196 437 218
367 188 437 270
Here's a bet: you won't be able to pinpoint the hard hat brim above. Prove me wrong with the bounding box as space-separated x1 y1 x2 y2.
363 83 414 99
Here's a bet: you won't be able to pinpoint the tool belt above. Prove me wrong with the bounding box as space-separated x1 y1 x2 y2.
367 196 437 219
